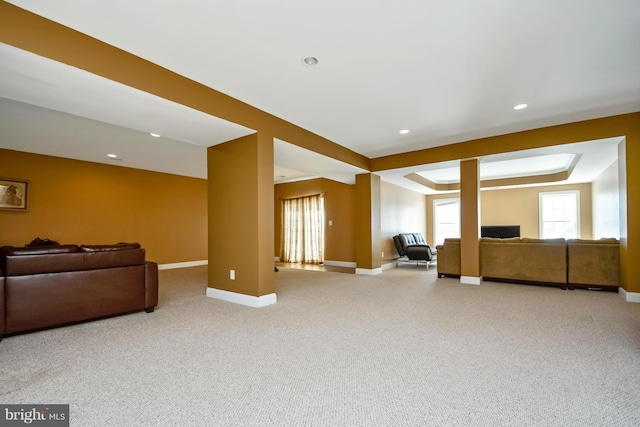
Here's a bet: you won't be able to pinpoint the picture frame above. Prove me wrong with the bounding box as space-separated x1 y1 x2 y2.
0 178 29 211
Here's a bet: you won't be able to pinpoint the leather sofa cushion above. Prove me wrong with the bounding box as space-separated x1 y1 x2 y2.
80 243 141 252
1 245 80 275
85 249 145 270
0 244 80 256
5 253 87 276
3 247 146 276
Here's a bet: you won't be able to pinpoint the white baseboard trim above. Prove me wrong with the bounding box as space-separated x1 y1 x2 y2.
381 262 396 271
356 267 383 275
461 275 483 285
158 260 208 270
324 260 357 268
619 287 640 303
206 287 277 307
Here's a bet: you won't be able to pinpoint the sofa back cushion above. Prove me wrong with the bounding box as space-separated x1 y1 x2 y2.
84 248 146 270
2 243 145 276
1 245 80 256
567 238 618 245
397 233 427 249
80 243 141 252
480 237 521 243
0 245 80 275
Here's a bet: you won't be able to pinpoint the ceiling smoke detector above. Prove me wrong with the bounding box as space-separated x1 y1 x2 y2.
302 56 319 66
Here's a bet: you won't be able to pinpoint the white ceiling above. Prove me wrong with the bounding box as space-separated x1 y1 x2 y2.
1 0 639 189
418 153 578 183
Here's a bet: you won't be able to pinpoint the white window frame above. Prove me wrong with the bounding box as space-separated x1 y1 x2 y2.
539 190 580 239
433 198 460 246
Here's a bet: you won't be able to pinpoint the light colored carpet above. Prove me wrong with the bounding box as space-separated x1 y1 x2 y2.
2 265 640 426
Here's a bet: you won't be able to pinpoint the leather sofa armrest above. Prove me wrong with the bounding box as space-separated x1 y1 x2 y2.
144 261 159 312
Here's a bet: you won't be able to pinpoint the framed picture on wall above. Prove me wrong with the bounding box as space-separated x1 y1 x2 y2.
0 178 28 211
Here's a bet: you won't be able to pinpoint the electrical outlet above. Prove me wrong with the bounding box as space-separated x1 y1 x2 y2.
230 270 235 280
382 252 384 258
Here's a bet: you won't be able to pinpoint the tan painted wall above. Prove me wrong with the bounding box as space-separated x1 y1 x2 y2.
380 180 427 261
592 161 620 239
481 183 593 239
426 183 593 242
274 178 356 263
0 149 207 264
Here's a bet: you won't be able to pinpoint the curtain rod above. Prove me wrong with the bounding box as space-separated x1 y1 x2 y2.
279 192 325 201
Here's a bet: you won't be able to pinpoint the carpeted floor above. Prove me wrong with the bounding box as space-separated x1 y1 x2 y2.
2 265 640 426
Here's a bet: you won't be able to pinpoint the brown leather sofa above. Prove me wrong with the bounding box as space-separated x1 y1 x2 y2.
0 242 158 341
436 237 620 290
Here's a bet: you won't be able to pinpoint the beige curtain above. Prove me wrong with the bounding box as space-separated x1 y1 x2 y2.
282 194 324 264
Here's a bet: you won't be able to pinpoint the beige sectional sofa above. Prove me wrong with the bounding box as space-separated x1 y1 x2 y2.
481 237 568 286
436 237 619 290
434 238 460 278
567 238 620 289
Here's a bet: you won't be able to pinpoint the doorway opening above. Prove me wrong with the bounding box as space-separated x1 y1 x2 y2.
281 193 324 264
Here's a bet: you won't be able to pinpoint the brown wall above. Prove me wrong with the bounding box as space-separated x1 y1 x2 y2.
274 178 356 263
380 180 427 262
0 149 207 264
426 183 593 243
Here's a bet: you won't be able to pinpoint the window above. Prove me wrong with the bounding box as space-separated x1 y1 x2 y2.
433 198 460 246
539 191 580 239
282 194 325 264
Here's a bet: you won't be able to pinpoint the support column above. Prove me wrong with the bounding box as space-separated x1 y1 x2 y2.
206 133 276 307
355 173 382 275
460 159 482 285
619 136 640 301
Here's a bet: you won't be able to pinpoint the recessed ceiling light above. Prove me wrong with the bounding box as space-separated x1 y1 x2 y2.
107 154 118 158
399 129 410 134
302 56 319 66
513 104 528 110
150 133 161 137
